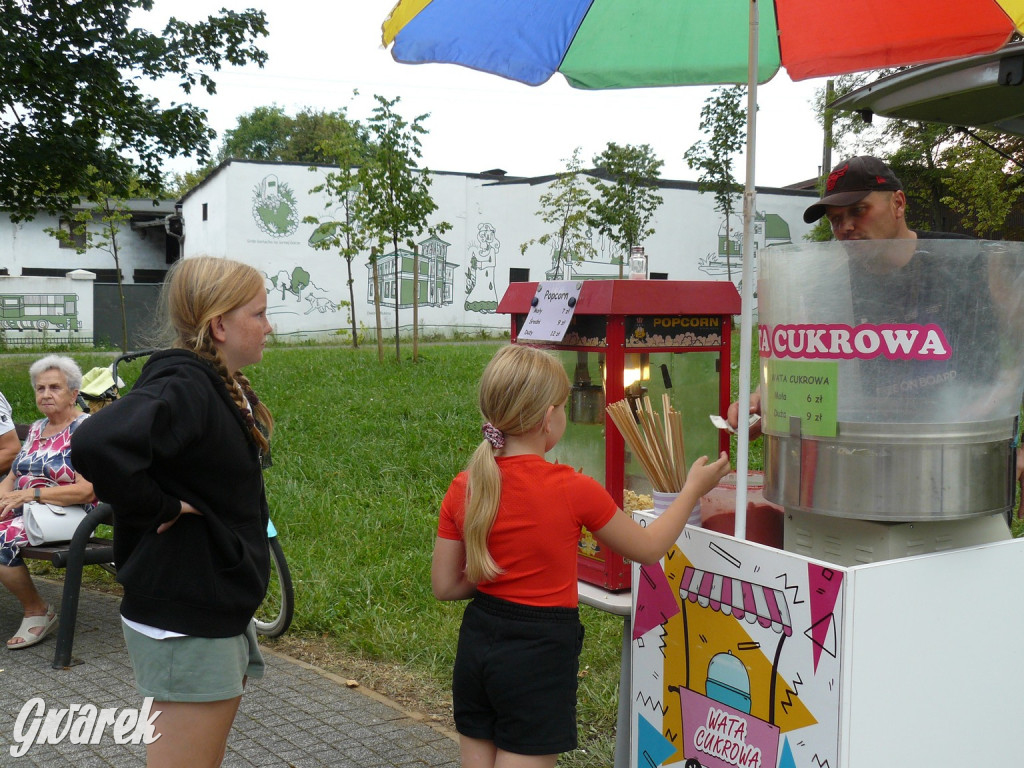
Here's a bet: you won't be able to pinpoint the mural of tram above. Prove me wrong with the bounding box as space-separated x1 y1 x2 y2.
0 293 82 331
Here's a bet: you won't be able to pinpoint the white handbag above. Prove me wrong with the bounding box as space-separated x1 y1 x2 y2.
22 502 88 546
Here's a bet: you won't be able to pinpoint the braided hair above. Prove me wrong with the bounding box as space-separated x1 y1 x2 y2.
160 257 274 454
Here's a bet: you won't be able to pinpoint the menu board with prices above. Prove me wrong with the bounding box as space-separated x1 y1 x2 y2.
516 281 583 343
761 359 839 437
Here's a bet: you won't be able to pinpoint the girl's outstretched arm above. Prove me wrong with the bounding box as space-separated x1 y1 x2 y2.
593 452 731 564
431 537 478 601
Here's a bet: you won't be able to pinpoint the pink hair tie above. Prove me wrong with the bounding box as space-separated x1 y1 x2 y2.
482 422 505 449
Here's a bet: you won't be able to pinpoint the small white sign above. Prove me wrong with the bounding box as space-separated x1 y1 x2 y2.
517 281 583 343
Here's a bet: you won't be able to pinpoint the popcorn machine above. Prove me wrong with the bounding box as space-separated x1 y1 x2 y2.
497 279 741 589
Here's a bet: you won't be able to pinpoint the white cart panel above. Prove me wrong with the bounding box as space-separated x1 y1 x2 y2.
630 518 1024 768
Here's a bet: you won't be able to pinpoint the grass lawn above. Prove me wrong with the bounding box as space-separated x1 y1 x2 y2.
1 334 1019 767
0 343 624 765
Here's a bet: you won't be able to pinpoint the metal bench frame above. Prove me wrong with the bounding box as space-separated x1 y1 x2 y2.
20 502 115 668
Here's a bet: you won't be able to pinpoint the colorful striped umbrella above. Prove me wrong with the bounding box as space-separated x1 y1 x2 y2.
382 0 1024 88
381 0 1024 539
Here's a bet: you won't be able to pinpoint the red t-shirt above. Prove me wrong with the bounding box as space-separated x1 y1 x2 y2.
438 454 618 607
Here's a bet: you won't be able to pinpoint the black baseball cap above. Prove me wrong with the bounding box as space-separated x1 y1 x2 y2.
803 156 903 223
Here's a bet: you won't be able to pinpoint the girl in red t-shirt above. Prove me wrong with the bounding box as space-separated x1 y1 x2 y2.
433 344 729 768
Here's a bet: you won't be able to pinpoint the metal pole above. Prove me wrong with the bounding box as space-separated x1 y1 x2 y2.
821 79 835 194
735 0 761 540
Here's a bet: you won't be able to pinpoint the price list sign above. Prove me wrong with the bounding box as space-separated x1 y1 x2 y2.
761 359 839 437
517 281 583 343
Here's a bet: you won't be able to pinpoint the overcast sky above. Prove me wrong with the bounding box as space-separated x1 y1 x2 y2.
139 1 834 188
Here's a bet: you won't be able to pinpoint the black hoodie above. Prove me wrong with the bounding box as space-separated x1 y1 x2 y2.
71 349 270 637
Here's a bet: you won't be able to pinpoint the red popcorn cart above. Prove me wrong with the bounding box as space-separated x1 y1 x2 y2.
498 279 740 589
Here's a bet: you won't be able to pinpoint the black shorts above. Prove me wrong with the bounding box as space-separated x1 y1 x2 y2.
452 592 584 756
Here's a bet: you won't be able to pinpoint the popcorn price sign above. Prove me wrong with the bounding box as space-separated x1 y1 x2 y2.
517 281 583 343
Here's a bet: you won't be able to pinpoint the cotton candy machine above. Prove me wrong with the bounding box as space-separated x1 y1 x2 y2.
758 239 1024 564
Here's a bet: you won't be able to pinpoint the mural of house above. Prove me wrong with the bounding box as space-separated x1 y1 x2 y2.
697 211 794 280
368 235 457 310
179 159 818 341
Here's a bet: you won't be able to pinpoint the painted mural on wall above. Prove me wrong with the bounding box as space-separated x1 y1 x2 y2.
632 524 842 768
252 174 300 237
545 229 623 280
465 222 500 313
182 161 818 339
698 211 793 282
366 235 457 310
263 267 340 319
0 293 81 331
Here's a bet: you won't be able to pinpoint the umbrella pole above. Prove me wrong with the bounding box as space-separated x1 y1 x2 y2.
734 0 761 541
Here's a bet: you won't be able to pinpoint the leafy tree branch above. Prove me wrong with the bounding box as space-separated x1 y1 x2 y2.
1 0 268 219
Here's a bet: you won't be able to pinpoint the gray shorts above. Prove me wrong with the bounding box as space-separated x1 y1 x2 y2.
122 621 265 702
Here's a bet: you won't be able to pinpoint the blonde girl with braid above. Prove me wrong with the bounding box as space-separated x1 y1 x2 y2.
161 256 273 456
72 256 274 768
432 344 730 768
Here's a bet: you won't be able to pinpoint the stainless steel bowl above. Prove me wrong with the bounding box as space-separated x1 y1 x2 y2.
764 419 1017 521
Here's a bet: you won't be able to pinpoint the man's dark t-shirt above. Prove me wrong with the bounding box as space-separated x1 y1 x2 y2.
847 231 993 402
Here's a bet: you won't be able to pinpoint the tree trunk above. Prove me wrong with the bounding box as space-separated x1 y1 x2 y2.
110 222 128 351
393 234 401 363
371 250 384 363
412 245 419 363
346 254 358 349
342 205 359 349
725 212 733 283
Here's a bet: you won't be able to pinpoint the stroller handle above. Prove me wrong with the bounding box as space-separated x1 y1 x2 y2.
112 348 160 382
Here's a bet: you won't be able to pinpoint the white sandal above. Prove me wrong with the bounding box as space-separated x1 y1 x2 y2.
7 605 58 649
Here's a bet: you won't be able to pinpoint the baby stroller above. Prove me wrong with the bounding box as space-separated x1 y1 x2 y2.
79 350 294 638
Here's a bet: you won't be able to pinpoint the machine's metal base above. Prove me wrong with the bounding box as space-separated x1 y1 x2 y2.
764 419 1017 522
784 508 1011 566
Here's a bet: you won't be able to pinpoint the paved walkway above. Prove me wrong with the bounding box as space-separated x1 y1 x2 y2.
0 579 461 767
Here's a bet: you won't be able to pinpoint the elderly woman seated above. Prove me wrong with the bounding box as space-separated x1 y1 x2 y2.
0 355 95 649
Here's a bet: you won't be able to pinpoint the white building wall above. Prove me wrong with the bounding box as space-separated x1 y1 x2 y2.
180 160 817 341
183 168 232 260
1 212 169 283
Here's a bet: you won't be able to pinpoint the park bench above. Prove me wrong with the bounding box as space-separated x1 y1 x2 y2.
12 423 116 668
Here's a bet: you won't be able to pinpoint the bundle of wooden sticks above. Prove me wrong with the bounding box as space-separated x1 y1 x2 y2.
606 394 686 493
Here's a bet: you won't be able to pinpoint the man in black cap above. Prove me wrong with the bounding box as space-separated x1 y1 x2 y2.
730 155 970 431
802 155 967 242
